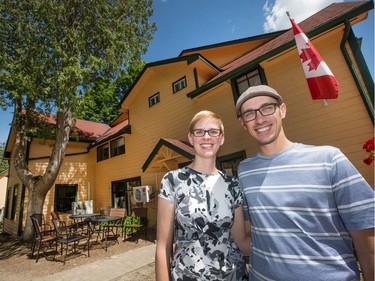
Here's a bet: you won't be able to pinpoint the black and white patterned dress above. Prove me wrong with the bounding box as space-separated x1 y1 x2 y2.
159 166 247 281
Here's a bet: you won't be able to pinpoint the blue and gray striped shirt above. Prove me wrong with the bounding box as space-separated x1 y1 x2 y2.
238 143 374 281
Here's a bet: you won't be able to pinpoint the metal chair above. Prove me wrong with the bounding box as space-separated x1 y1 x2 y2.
31 213 53 235
124 207 148 243
51 218 90 264
106 208 127 242
30 216 56 263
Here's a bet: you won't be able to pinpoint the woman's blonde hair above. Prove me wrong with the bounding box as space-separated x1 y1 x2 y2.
189 110 224 133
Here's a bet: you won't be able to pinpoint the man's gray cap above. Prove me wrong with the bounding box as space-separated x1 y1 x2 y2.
235 85 283 116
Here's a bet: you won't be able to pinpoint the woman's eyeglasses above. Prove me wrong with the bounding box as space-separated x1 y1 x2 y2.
190 129 222 137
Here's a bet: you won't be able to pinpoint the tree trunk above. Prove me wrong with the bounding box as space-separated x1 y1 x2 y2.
22 184 48 241
12 105 73 242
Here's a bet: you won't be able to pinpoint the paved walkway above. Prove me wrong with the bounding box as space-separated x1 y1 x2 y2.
34 244 156 281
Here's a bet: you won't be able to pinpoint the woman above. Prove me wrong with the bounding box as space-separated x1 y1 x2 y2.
155 110 249 281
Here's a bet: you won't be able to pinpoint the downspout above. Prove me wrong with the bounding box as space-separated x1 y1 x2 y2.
340 19 374 124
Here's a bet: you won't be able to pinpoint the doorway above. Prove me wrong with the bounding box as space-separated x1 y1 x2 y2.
111 177 141 215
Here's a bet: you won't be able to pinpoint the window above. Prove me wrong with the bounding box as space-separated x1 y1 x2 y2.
5 188 11 218
54 184 77 213
111 137 125 157
10 184 18 220
112 177 141 215
217 151 246 177
149 92 160 107
173 76 187 93
97 143 109 162
236 69 261 95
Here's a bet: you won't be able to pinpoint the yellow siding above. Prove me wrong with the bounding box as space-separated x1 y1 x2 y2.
262 29 374 185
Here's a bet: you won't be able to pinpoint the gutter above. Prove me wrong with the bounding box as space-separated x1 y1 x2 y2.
340 19 374 124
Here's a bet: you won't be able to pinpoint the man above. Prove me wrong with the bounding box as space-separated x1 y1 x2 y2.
236 85 374 281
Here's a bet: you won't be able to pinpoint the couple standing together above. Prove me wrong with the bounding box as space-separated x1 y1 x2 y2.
155 85 374 281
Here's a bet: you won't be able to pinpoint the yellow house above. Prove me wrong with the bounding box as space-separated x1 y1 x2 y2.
3 1 374 237
0 169 8 222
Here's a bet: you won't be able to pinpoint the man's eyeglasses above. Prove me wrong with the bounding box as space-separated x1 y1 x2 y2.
239 103 279 122
190 129 222 137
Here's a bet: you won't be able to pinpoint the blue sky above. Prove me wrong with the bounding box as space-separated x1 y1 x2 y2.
0 0 373 144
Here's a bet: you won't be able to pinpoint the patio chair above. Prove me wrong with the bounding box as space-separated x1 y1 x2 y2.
52 218 90 264
30 216 57 263
50 211 60 220
106 208 126 241
30 213 53 235
124 207 148 243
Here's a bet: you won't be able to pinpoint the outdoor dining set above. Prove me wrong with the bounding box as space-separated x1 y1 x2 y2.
30 207 148 264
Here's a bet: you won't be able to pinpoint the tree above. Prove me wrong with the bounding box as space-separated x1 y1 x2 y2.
75 60 146 123
0 142 9 173
0 0 156 241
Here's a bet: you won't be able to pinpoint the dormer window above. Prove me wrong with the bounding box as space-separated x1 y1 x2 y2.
172 76 187 93
149 92 160 107
236 69 261 94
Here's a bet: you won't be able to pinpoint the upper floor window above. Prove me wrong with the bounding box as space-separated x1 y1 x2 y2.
149 92 160 107
236 69 261 95
111 137 125 158
97 143 109 162
54 184 77 213
172 76 187 93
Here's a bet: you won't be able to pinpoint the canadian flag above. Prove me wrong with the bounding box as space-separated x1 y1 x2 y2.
290 17 339 100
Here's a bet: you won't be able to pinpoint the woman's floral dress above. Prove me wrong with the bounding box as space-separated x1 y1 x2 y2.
159 166 247 281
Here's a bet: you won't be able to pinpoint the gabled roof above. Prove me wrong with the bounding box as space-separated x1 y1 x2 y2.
187 1 373 98
72 119 111 141
118 54 220 110
4 112 118 158
142 138 195 173
179 30 285 68
91 119 131 147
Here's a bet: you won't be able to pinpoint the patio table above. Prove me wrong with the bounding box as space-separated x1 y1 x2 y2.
90 216 122 251
70 213 101 221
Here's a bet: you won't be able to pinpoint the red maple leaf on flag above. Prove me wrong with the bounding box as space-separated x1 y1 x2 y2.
299 46 323 71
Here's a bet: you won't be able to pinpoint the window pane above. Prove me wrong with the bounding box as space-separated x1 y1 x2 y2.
10 184 18 220
218 154 245 177
112 177 141 215
55 184 77 213
111 137 125 157
236 69 261 94
149 93 160 107
173 77 187 93
97 143 109 162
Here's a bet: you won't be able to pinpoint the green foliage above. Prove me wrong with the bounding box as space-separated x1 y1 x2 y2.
0 142 9 173
0 0 156 240
75 60 146 123
0 0 156 133
123 216 142 234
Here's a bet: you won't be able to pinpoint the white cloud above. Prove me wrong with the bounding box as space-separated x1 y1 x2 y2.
263 0 344 32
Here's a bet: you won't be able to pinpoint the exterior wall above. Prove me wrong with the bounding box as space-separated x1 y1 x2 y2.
0 171 8 221
260 28 374 186
3 144 23 235
4 138 92 235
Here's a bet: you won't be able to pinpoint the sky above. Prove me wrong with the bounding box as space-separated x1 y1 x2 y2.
0 0 373 144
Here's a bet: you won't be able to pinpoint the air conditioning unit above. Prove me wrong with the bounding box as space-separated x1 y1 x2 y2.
133 185 152 203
